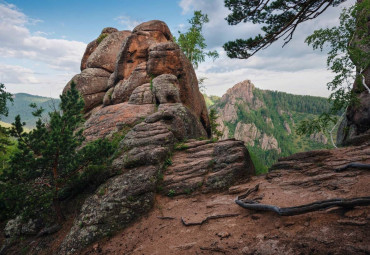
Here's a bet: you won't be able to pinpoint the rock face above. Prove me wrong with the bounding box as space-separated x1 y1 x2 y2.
337 89 370 146
56 21 255 255
310 132 328 144
163 139 255 195
81 142 370 255
259 133 280 152
65 20 210 139
234 122 260 147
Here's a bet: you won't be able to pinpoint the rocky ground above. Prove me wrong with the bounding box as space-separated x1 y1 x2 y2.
76 142 370 255
1 141 369 255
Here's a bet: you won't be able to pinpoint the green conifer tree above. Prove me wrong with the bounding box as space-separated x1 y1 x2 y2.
1 82 113 222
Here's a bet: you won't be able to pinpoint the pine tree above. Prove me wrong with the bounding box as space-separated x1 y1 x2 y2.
2 82 113 222
209 108 223 140
0 84 14 171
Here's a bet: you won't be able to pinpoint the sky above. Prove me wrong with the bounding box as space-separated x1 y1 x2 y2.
0 0 355 98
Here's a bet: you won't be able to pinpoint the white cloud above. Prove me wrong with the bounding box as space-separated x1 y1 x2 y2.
115 15 141 30
0 2 86 72
179 0 355 97
197 64 334 98
0 64 39 84
0 62 74 97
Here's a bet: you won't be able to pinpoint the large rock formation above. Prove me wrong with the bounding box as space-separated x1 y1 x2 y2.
64 20 210 138
55 21 255 254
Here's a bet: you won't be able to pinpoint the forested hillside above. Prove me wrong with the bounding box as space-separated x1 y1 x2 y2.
2 93 60 128
206 80 335 173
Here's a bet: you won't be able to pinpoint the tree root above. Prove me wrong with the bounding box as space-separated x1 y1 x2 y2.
235 197 370 216
200 246 227 254
157 216 175 220
335 163 370 172
181 213 239 226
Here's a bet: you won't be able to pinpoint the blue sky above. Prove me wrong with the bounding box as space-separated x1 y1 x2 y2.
0 0 355 98
7 0 189 42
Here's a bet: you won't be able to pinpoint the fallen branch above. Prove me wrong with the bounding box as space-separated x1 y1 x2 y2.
335 163 370 172
235 197 370 216
181 213 239 226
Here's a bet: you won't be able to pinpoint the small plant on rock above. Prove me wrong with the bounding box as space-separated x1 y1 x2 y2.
167 189 176 197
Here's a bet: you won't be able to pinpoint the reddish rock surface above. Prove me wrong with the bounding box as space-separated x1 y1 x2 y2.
86 30 131 72
83 103 156 141
79 142 370 255
164 139 255 195
80 27 118 71
66 20 210 137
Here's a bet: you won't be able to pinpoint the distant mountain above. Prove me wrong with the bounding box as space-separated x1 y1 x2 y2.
205 80 334 174
1 93 60 128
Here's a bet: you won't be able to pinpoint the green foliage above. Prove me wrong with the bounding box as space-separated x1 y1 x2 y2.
0 83 13 118
0 82 114 221
0 84 14 172
223 0 346 58
174 142 189 151
167 189 176 197
174 10 219 68
209 108 223 140
247 147 270 175
203 94 221 108
300 2 370 136
163 156 173 169
96 33 108 44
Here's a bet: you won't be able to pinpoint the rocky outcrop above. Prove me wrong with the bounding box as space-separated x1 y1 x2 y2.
310 132 328 144
83 103 156 141
56 20 256 255
4 216 41 238
221 80 262 107
59 103 253 254
64 68 111 112
66 20 210 139
163 139 255 195
284 121 291 134
234 122 260 147
337 90 370 146
217 80 263 124
259 133 280 152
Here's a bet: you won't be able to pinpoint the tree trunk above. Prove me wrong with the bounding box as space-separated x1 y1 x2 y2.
52 150 65 222
53 197 65 223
